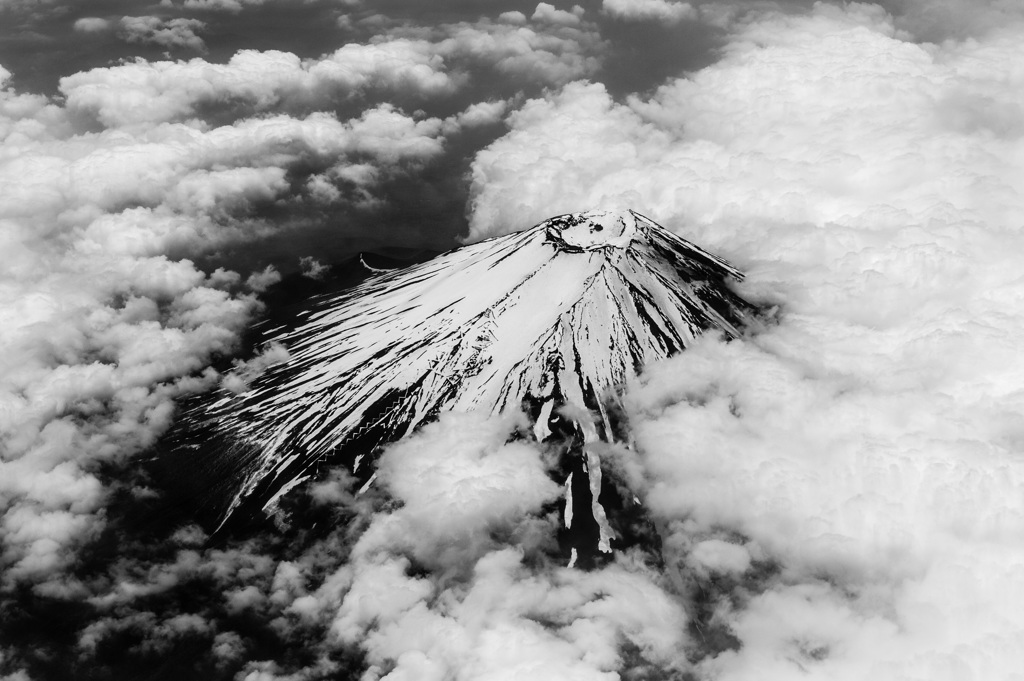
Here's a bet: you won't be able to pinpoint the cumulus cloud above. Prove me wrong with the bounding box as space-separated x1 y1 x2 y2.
364 412 562 568
159 0 347 13
469 5 1024 241
180 0 267 12
880 0 1024 40
118 16 208 51
0 0 57 11
304 414 690 680
450 99 508 128
58 9 603 132
626 335 1024 677
73 17 111 33
3 5 594 150
532 2 586 26
391 9 606 87
602 0 699 24
59 42 454 128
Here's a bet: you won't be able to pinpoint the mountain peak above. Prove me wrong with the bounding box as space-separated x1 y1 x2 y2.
545 209 640 251
179 210 757 555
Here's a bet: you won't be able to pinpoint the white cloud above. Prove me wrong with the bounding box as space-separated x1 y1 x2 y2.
445 99 508 131
498 10 528 24
180 0 266 12
60 42 454 128
395 12 605 87
628 336 1024 676
602 0 698 24
687 538 752 577
0 0 57 11
880 0 1024 39
319 414 690 679
331 547 690 680
365 412 561 567
57 9 603 132
468 9 1024 242
532 2 585 26
118 16 208 51
73 17 111 33
244 264 281 292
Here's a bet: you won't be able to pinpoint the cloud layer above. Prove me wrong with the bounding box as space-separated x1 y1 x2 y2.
3 0 1024 679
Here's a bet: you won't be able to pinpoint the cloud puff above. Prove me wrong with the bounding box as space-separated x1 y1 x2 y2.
0 0 57 12
532 2 586 26
73 17 111 33
165 0 360 10
359 412 562 569
118 16 208 51
602 0 698 24
59 8 603 132
329 548 690 681
59 42 454 128
179 0 266 12
391 9 605 87
469 5 1024 243
318 413 691 681
879 0 1024 40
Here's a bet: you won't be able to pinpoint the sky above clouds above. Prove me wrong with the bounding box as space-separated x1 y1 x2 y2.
2 0 1024 679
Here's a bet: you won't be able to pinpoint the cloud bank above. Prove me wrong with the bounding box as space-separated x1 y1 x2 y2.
2 0 1024 679
602 0 698 24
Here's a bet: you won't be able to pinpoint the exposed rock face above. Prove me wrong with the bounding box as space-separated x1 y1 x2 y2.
182 210 756 560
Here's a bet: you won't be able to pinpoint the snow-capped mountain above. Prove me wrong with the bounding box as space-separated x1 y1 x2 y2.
185 210 756 550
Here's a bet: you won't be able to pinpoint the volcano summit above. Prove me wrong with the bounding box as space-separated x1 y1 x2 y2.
181 210 757 557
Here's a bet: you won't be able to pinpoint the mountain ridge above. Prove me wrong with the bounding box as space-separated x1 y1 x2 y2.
178 209 758 558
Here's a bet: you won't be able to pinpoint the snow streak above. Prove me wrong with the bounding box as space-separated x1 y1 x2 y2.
192 210 755 523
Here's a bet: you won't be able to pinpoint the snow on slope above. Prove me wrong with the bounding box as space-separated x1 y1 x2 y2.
191 210 756 528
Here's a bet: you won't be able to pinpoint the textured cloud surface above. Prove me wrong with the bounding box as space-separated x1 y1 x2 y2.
2 0 1023 679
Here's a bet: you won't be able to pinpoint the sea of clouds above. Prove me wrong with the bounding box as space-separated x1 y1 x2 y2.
1 0 1023 679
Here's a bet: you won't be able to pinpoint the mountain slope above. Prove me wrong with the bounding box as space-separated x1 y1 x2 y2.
184 210 756 536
